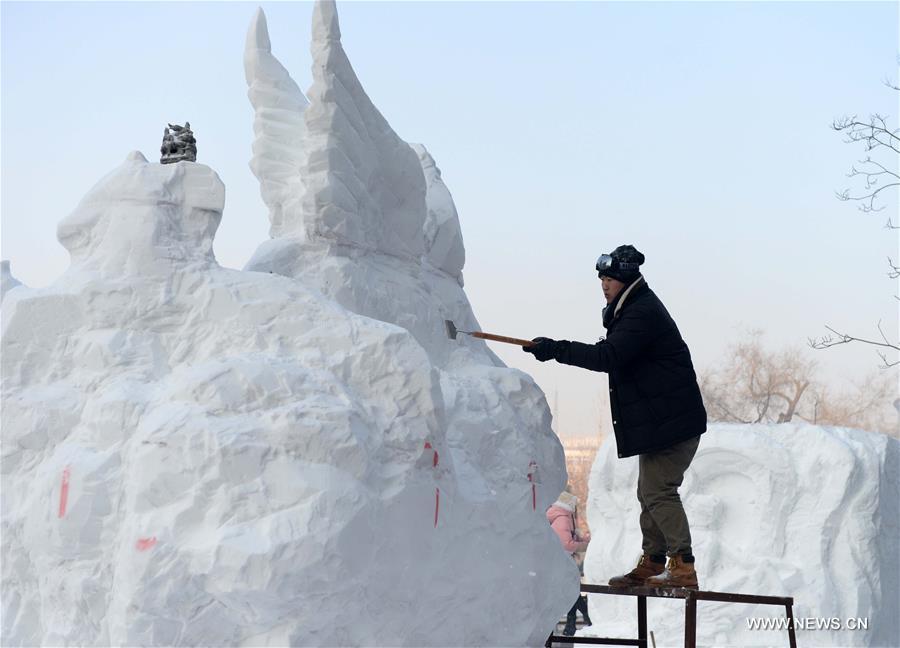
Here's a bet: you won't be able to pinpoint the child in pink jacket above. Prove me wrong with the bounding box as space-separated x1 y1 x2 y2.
547 491 591 553
547 491 592 635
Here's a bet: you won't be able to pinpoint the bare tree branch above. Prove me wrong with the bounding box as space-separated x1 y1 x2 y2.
823 83 899 367
809 323 900 368
887 257 900 279
835 183 900 212
857 156 900 180
832 114 900 153
832 95 900 214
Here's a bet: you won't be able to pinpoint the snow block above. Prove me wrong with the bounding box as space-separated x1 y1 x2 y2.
583 422 900 647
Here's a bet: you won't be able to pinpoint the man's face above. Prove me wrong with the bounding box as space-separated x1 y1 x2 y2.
601 276 626 304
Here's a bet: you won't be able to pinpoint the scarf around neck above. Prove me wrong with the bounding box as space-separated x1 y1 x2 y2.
602 275 644 329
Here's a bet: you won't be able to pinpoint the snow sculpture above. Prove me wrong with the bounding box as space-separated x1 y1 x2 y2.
583 423 900 648
245 2 474 362
245 3 425 261
1 1 575 645
241 1 576 643
243 0 562 515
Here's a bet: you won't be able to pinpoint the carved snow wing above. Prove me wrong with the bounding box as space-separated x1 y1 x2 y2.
298 0 426 257
244 8 310 238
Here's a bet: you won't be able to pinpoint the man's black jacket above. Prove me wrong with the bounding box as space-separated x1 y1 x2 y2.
555 279 706 457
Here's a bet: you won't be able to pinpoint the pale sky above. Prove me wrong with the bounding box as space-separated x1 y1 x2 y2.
2 1 898 437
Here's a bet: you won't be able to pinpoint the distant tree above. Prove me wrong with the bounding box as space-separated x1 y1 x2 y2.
812 371 898 436
702 332 898 437
701 332 816 425
560 435 601 536
811 76 899 367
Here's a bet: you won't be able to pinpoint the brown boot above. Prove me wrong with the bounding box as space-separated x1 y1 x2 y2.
645 555 699 589
608 555 665 587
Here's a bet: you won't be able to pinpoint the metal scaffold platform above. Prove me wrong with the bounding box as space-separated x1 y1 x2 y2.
546 584 797 648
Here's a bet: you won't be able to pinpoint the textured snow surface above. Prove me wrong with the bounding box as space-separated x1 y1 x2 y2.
1 2 576 646
1 261 24 302
582 423 900 647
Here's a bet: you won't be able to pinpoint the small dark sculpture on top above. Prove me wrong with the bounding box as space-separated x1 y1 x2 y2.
160 122 197 164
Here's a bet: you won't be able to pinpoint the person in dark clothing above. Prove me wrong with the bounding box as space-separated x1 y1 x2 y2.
524 245 707 589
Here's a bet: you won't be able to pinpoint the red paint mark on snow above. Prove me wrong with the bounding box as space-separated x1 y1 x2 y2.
58 466 71 518
136 537 157 552
425 442 440 527
527 461 538 511
434 488 440 528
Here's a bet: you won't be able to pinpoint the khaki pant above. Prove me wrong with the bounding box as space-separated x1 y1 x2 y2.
637 435 700 557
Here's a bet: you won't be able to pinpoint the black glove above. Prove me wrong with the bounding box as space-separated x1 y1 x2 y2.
524 337 559 362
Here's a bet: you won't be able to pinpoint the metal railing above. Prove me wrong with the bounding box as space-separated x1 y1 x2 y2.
546 584 797 648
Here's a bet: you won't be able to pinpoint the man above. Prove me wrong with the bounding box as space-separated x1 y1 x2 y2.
524 245 706 589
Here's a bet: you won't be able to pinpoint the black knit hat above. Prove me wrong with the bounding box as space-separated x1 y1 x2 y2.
596 244 645 283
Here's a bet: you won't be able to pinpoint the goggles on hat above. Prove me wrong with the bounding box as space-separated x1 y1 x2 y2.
596 254 640 277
